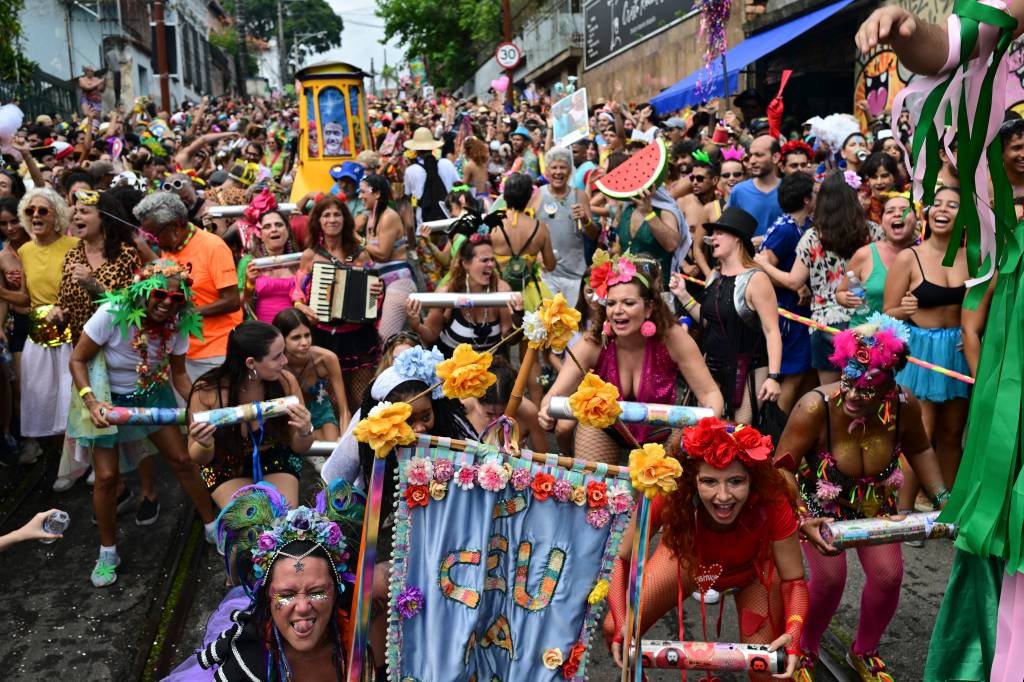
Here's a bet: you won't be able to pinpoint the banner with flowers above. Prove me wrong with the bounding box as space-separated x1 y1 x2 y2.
386 437 633 681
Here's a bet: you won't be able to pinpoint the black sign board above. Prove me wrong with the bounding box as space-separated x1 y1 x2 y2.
584 0 696 70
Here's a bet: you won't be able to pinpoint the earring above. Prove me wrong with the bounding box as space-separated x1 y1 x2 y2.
248 367 258 381
602 320 613 337
640 319 656 337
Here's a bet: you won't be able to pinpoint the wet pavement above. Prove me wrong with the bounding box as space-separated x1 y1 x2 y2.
1 452 946 681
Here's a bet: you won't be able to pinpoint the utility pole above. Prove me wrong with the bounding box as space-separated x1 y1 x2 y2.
236 0 249 96
277 0 287 90
153 0 171 111
370 57 376 96
502 0 513 108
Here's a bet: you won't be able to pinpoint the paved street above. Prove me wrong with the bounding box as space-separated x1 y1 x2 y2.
1 453 946 681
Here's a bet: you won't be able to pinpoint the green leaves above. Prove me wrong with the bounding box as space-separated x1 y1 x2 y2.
220 0 344 67
376 0 501 88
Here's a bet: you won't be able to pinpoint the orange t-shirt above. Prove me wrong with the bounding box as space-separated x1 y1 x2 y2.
164 228 241 359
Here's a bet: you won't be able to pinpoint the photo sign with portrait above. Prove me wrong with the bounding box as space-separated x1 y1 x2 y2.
551 88 591 148
384 438 633 681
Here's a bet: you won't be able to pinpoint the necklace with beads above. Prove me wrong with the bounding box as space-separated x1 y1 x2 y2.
174 225 197 252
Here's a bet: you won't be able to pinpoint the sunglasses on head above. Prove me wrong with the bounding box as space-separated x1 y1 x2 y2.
721 172 745 179
75 189 100 206
149 288 186 304
24 206 50 217
162 178 188 191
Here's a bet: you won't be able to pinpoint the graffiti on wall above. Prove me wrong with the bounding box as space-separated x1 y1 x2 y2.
1007 37 1024 116
853 46 910 132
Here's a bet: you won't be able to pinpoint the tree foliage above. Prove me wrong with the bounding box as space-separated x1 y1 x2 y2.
376 0 501 89
221 0 344 68
0 0 36 83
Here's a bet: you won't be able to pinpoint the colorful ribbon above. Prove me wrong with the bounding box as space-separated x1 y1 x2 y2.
623 496 653 682
348 456 386 681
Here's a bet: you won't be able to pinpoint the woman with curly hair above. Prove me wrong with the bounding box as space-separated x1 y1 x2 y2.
242 190 302 323
539 252 723 464
604 418 807 680
774 317 948 680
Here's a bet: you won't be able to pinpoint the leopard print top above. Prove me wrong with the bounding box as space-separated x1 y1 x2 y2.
56 241 142 343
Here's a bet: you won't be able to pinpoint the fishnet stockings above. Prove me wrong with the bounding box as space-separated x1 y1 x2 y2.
377 277 418 342
734 366 768 426
345 366 376 409
574 424 625 465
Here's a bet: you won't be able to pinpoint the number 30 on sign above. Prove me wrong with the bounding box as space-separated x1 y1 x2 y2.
495 42 522 70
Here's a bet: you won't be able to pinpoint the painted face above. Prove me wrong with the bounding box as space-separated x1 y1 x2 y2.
927 189 960 237
696 459 750 526
71 203 102 240
841 378 892 418
248 334 289 381
781 153 812 176
881 197 915 244
145 277 185 324
269 556 335 654
406 394 435 434
868 167 895 197
464 243 495 288
259 212 290 252
605 282 651 338
284 324 313 357
24 196 57 238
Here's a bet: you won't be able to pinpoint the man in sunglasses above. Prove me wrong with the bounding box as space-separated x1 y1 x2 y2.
132 193 241 381
161 172 208 225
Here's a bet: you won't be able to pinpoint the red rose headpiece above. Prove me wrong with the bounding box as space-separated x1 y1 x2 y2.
681 417 772 469
780 140 814 161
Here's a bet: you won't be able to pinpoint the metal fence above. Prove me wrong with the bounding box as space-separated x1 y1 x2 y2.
0 70 78 121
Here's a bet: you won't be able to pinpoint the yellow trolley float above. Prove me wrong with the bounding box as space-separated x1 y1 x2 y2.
290 61 371 202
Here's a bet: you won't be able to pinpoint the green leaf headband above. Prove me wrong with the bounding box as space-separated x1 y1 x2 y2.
98 259 204 342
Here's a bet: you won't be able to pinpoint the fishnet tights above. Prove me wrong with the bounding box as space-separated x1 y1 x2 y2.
734 366 768 426
345 366 376 410
376 277 418 342
575 424 625 465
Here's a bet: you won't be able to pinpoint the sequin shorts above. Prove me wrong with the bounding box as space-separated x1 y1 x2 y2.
200 444 302 492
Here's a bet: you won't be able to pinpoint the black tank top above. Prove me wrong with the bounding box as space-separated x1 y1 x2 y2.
910 249 965 308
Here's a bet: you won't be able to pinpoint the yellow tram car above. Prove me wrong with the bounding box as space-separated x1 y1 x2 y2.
290 61 371 202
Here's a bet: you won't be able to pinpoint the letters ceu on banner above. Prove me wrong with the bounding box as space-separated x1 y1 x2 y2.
386 438 633 681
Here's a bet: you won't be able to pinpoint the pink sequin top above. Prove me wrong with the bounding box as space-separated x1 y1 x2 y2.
594 337 677 443
253 275 295 323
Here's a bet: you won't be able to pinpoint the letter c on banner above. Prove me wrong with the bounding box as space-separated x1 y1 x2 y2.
439 549 482 608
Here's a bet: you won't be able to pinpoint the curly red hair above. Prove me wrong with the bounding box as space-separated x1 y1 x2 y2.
659 439 797 572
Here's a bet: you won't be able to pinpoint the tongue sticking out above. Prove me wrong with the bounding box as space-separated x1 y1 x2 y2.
292 619 316 635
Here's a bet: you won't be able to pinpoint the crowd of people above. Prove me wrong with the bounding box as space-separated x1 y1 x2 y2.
1 2 1022 678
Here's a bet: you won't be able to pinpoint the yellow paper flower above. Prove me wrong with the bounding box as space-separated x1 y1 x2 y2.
536 293 582 352
591 249 610 267
542 647 564 670
570 486 587 506
436 344 497 399
352 401 417 459
568 373 622 429
429 480 448 501
587 579 610 605
628 442 683 499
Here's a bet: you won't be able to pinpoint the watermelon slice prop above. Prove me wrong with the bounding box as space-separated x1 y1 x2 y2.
595 139 670 199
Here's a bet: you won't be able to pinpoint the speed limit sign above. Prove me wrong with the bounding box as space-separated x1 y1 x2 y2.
495 42 522 69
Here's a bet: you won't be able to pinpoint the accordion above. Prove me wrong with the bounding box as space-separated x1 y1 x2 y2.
310 262 380 324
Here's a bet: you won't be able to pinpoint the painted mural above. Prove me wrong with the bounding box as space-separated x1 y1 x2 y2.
1007 37 1024 117
853 46 908 132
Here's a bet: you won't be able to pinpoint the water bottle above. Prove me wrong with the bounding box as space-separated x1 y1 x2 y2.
40 510 69 544
846 270 870 316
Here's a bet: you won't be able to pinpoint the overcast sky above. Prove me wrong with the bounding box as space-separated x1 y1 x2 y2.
310 0 406 88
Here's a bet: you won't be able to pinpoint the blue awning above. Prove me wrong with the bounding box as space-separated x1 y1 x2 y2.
651 0 855 114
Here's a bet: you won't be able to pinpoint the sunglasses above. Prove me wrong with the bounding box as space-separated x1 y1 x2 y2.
721 172 745 179
162 178 188 190
149 288 186 304
75 189 100 206
24 206 50 217
689 174 708 183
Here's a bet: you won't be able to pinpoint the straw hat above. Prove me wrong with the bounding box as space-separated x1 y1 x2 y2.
403 127 443 151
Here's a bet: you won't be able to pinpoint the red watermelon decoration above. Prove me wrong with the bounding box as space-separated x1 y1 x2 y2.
595 139 669 199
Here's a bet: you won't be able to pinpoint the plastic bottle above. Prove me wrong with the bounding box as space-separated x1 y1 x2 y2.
846 270 870 316
40 510 69 544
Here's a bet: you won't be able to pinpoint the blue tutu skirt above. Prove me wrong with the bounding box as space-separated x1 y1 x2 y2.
896 325 970 402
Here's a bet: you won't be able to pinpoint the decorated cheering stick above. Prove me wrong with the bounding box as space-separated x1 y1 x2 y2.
631 640 786 674
820 511 958 551
206 202 297 219
101 406 186 425
408 292 516 308
547 397 714 427
249 252 303 269
192 395 300 427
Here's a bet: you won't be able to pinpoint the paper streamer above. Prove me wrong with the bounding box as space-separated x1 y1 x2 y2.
623 496 653 682
347 455 386 682
820 511 958 550
676 273 975 385
548 397 714 428
192 395 299 427
408 292 515 308
632 640 786 673
101 406 185 425
250 252 303 269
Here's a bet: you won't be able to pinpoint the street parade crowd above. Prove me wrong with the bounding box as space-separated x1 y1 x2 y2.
2 2 1024 680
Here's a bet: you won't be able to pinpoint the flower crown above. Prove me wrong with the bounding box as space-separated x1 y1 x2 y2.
381 345 445 399
217 481 364 595
98 259 204 341
780 140 814 159
589 249 649 302
829 313 910 389
681 417 773 469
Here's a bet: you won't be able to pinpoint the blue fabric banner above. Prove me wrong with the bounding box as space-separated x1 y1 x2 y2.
387 438 633 681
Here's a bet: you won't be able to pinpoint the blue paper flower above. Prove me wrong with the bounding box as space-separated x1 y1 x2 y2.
393 345 444 398
866 312 911 343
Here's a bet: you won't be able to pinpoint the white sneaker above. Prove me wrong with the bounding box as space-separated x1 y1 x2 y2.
91 553 121 588
52 475 77 492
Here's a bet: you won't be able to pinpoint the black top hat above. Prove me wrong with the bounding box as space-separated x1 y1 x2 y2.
704 206 758 255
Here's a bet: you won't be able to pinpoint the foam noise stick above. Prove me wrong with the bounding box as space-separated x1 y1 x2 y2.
192 396 299 426
631 640 786 673
820 511 958 550
101 406 185 425
547 397 713 427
